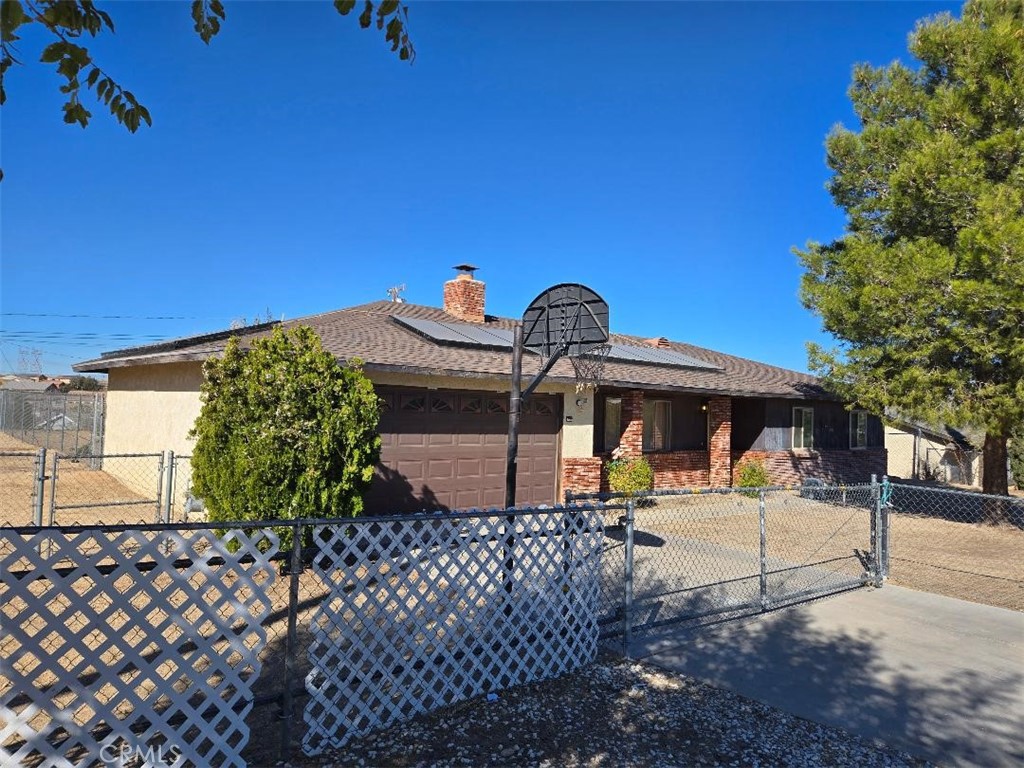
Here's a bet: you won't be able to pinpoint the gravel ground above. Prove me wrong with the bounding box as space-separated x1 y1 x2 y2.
277 654 932 768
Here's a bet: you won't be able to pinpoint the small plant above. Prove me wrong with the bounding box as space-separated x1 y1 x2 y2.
735 459 770 497
606 456 654 497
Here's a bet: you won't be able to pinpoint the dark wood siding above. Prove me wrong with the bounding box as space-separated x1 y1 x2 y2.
740 398 884 451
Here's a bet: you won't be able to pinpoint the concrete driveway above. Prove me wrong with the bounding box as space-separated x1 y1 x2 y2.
633 586 1024 767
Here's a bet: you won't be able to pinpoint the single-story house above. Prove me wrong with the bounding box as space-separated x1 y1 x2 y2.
1 379 60 393
884 419 981 487
74 269 886 512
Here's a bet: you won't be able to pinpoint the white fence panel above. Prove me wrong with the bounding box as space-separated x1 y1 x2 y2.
0 527 278 767
302 508 604 755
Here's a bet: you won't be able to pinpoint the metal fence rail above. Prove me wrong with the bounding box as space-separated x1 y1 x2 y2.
0 389 104 455
884 479 1024 611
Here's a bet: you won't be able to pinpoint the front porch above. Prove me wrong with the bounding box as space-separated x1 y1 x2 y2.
560 390 887 496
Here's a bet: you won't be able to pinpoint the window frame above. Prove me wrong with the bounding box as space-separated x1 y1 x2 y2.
850 410 868 450
643 399 672 452
792 406 814 450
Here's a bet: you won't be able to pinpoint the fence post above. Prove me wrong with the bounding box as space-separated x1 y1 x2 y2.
162 451 175 523
154 453 165 524
880 475 890 580
33 447 47 526
622 498 635 658
871 474 883 587
48 452 59 525
90 392 103 456
280 520 303 763
759 489 769 610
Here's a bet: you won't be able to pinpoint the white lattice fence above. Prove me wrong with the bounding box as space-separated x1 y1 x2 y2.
302 508 605 755
0 526 278 767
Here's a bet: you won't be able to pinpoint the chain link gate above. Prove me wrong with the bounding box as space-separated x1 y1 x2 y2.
569 479 884 645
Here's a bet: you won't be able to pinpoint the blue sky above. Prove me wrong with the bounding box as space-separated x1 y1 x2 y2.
1 0 960 376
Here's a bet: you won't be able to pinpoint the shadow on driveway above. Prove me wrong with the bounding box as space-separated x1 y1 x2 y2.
635 586 1024 767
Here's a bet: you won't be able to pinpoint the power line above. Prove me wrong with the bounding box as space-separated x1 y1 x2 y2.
1 312 216 320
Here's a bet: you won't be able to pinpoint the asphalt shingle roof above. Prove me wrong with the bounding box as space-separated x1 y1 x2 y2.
74 300 832 400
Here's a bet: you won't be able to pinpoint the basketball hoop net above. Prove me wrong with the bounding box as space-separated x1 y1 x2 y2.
569 343 611 393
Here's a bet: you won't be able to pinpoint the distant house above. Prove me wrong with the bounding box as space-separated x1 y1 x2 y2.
75 268 886 512
885 420 981 487
1 379 60 394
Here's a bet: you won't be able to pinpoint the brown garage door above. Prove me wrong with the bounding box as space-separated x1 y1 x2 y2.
366 388 560 513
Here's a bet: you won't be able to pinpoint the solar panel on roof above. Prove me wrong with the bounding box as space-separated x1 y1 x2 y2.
392 316 521 350
606 344 721 371
391 315 721 370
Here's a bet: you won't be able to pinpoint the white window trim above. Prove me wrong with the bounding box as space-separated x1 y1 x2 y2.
850 410 868 450
792 406 814 451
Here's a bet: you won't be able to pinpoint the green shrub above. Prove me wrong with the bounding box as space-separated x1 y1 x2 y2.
606 456 654 497
189 325 381 549
735 459 770 497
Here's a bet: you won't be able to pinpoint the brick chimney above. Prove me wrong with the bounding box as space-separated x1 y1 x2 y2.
443 264 485 323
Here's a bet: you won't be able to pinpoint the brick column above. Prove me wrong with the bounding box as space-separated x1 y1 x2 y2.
708 396 732 487
619 390 645 457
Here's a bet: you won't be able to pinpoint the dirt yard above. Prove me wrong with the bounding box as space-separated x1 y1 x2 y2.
631 492 1023 612
0 433 156 526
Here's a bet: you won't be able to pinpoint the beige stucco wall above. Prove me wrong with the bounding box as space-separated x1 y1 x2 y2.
105 362 205 457
561 392 595 459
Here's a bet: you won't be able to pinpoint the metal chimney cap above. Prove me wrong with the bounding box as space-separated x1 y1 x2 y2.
452 264 479 278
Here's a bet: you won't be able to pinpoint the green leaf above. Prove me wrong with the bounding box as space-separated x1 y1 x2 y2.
40 42 66 64
333 0 356 15
0 0 27 43
358 0 372 29
85 66 100 87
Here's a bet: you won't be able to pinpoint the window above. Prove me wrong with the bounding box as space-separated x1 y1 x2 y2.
850 410 868 449
430 395 454 413
400 395 426 413
792 406 814 450
643 400 671 452
460 397 482 414
603 397 622 452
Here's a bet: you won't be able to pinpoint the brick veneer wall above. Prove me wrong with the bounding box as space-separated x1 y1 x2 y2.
442 275 486 323
732 449 888 486
619 390 645 457
561 451 711 497
561 457 603 498
708 396 732 486
649 451 709 487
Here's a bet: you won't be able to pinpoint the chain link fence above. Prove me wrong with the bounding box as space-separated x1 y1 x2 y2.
0 390 104 456
883 479 1024 611
0 450 45 526
0 449 195 527
571 483 880 639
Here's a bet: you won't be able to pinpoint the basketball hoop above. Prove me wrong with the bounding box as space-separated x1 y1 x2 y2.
569 343 611 393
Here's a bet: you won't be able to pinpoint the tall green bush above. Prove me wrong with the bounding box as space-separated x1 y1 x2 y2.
189 325 381 547
606 456 654 497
